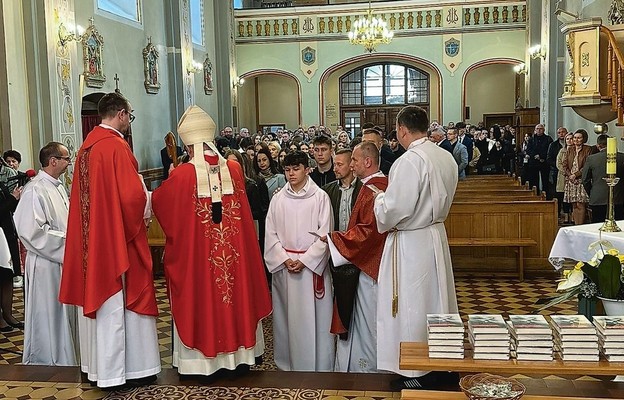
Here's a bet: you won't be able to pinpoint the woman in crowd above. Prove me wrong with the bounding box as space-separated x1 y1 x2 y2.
556 132 574 224
268 141 282 171
278 148 288 167
253 143 286 201
563 129 595 225
337 131 349 147
3 150 21 171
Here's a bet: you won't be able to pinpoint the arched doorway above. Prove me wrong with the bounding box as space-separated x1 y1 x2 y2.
238 70 302 133
81 92 134 151
463 59 524 128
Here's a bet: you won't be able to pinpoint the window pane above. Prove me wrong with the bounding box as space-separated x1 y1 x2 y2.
363 65 382 105
385 64 405 104
190 0 204 45
343 112 361 134
340 70 362 106
234 0 244 9
97 0 140 22
407 68 429 104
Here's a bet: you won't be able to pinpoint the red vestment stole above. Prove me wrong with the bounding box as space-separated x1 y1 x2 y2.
329 176 389 334
152 157 272 357
59 126 158 318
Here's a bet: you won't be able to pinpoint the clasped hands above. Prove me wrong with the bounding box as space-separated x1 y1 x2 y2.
285 258 305 273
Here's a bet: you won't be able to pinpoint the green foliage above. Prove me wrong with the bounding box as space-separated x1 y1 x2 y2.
582 254 622 299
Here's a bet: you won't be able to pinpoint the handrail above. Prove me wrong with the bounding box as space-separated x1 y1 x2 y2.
600 26 624 124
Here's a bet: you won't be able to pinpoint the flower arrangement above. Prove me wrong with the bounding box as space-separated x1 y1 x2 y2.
538 240 624 311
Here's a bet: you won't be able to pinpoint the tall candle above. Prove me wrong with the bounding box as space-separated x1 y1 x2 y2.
607 137 617 175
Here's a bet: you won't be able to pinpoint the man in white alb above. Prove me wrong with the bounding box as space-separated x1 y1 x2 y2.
374 105 459 390
14 142 78 366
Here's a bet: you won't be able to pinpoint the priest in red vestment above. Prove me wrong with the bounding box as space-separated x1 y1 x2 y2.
325 141 388 373
152 105 271 376
59 92 160 388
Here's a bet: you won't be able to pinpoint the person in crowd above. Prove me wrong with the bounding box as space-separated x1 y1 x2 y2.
547 127 568 202
337 131 350 147
325 142 387 373
2 149 25 288
563 129 596 225
455 123 473 162
446 128 469 180
278 148 288 167
429 127 452 153
309 135 336 187
388 130 406 158
0 159 21 332
14 142 78 366
582 134 624 223
526 124 553 194
238 137 253 154
362 127 396 175
253 143 286 200
556 133 574 224
3 150 21 171
268 141 282 171
153 106 271 378
59 92 160 388
518 133 531 184
245 145 256 159
160 144 183 181
321 149 362 367
374 105 458 390
217 126 238 149
264 150 334 371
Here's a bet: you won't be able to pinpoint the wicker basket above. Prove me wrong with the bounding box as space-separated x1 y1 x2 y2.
459 373 526 400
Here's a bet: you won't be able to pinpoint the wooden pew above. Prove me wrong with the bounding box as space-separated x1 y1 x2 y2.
147 218 165 276
445 200 558 279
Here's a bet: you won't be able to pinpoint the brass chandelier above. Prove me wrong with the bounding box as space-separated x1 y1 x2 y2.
348 1 394 53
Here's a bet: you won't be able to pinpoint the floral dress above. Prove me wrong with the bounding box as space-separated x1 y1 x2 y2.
563 148 589 203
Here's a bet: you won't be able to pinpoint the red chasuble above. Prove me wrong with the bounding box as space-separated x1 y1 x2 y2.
59 126 158 318
152 157 272 357
330 176 389 282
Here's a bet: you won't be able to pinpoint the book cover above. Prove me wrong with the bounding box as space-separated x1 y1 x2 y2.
427 339 464 347
554 344 599 355
473 353 510 360
509 314 552 334
428 345 464 353
600 346 624 355
471 332 511 340
599 338 624 348
513 340 553 348
427 332 464 340
468 314 508 334
593 316 624 335
557 353 599 362
514 353 554 361
427 314 464 333
549 315 596 334
510 344 553 354
604 354 624 362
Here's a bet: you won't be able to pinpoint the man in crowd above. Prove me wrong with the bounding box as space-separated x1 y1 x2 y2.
264 151 334 371
526 123 553 194
152 106 271 377
362 126 396 175
429 127 452 153
446 128 469 180
59 92 160 388
322 149 362 368
309 135 336 187
455 122 473 162
374 105 459 390
325 141 388 373
218 125 238 149
582 134 624 223
14 142 78 366
387 130 406 158
547 127 568 203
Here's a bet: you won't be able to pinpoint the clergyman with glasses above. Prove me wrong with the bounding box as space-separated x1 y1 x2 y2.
59 92 161 389
14 142 78 366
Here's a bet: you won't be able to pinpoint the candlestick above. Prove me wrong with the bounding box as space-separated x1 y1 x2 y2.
607 137 617 175
600 174 621 233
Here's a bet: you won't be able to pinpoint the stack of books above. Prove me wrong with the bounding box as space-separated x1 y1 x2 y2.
550 315 599 361
426 314 465 359
593 316 624 362
468 314 510 360
507 314 553 361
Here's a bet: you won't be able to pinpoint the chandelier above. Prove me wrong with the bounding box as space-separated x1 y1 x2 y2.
348 1 393 53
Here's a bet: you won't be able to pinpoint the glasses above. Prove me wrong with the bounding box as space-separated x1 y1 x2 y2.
53 156 72 163
120 109 136 123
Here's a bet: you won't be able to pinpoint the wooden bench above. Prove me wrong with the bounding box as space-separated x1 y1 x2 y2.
446 200 558 279
448 238 537 281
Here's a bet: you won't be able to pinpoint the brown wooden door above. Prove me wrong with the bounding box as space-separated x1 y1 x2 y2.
344 106 405 137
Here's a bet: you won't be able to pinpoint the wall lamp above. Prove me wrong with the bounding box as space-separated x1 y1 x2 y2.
513 63 528 75
187 60 203 75
233 76 245 88
58 22 86 48
529 44 546 60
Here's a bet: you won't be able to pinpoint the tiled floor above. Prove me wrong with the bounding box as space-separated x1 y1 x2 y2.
0 276 621 400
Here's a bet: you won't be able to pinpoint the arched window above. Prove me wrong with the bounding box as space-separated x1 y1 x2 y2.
340 63 429 107
339 63 429 136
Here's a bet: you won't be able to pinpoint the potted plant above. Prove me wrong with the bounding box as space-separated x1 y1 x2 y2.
539 240 624 316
